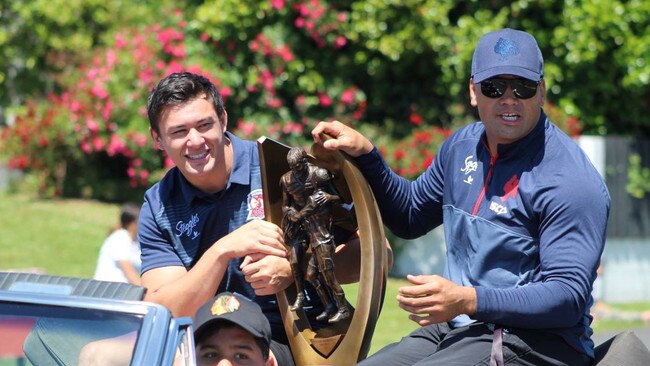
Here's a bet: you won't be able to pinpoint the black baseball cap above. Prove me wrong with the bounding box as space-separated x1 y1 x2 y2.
193 292 272 347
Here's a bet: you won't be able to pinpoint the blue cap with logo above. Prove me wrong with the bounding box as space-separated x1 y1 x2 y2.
471 28 544 83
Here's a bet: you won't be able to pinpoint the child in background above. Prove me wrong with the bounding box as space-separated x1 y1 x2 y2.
93 203 141 284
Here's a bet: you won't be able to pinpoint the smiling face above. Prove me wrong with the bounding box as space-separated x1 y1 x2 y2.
150 95 232 193
196 325 268 366
469 74 546 153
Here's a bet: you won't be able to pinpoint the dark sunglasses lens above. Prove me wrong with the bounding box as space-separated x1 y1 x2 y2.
511 79 538 99
480 78 538 99
480 80 506 98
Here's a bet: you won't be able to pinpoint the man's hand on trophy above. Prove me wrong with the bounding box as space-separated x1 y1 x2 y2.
311 120 374 157
240 252 295 296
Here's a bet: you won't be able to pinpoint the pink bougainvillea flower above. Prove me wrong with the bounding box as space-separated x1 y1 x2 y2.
157 28 184 44
414 130 432 144
105 49 118 67
130 132 148 148
296 95 306 106
165 43 186 58
220 86 232 98
92 136 105 151
237 120 256 136
393 149 407 160
70 100 82 113
266 97 283 109
341 88 356 106
166 60 184 75
164 156 175 169
334 36 347 49
80 140 92 154
86 118 99 133
102 100 114 121
138 68 154 85
107 134 126 156
8 155 29 170
409 113 424 126
115 34 127 49
318 92 332 107
277 45 295 62
423 153 435 169
282 121 303 134
271 0 285 10
90 84 109 100
296 3 309 17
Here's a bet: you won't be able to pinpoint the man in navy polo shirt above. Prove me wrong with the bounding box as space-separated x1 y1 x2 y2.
138 72 364 363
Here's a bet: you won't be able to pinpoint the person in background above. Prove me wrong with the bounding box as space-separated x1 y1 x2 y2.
312 28 610 366
94 202 142 284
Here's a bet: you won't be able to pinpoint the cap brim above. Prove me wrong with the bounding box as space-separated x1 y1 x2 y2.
473 66 541 83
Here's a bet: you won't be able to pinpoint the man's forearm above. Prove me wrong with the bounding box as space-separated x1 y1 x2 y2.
143 246 230 317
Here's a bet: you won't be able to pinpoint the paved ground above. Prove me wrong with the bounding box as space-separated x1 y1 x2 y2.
593 326 650 349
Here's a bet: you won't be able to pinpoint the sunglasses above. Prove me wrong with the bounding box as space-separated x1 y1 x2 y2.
479 78 541 99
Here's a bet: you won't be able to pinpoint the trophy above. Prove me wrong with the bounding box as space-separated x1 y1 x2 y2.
257 135 387 366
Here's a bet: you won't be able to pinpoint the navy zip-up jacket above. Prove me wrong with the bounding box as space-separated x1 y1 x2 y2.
354 111 610 357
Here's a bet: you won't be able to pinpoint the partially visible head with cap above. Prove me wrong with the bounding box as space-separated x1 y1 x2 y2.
471 28 544 83
193 292 272 364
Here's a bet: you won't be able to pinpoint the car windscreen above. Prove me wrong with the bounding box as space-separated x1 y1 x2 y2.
0 301 143 366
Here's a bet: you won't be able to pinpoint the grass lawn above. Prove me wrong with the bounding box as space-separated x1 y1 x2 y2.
0 193 120 278
1 192 648 357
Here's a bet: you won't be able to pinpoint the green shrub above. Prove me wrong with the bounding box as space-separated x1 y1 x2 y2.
1 1 591 199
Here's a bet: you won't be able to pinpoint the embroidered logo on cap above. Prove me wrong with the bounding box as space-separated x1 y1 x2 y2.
494 37 519 60
210 294 241 316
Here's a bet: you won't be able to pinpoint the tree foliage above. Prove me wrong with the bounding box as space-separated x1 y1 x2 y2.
1 0 649 200
0 1 161 124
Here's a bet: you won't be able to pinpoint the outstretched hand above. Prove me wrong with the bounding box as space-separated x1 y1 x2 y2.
397 274 477 327
311 120 374 157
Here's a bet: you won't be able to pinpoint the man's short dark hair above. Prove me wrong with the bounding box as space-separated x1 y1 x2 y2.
119 202 140 228
146 72 226 133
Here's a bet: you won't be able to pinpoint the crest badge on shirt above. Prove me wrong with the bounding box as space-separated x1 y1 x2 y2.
246 188 265 221
461 155 478 185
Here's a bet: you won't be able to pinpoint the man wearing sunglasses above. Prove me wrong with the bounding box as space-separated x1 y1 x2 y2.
312 28 610 366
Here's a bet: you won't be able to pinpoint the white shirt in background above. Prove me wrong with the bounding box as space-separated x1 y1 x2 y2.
94 228 141 283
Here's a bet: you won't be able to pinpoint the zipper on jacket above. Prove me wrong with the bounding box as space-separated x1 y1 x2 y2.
472 147 497 216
